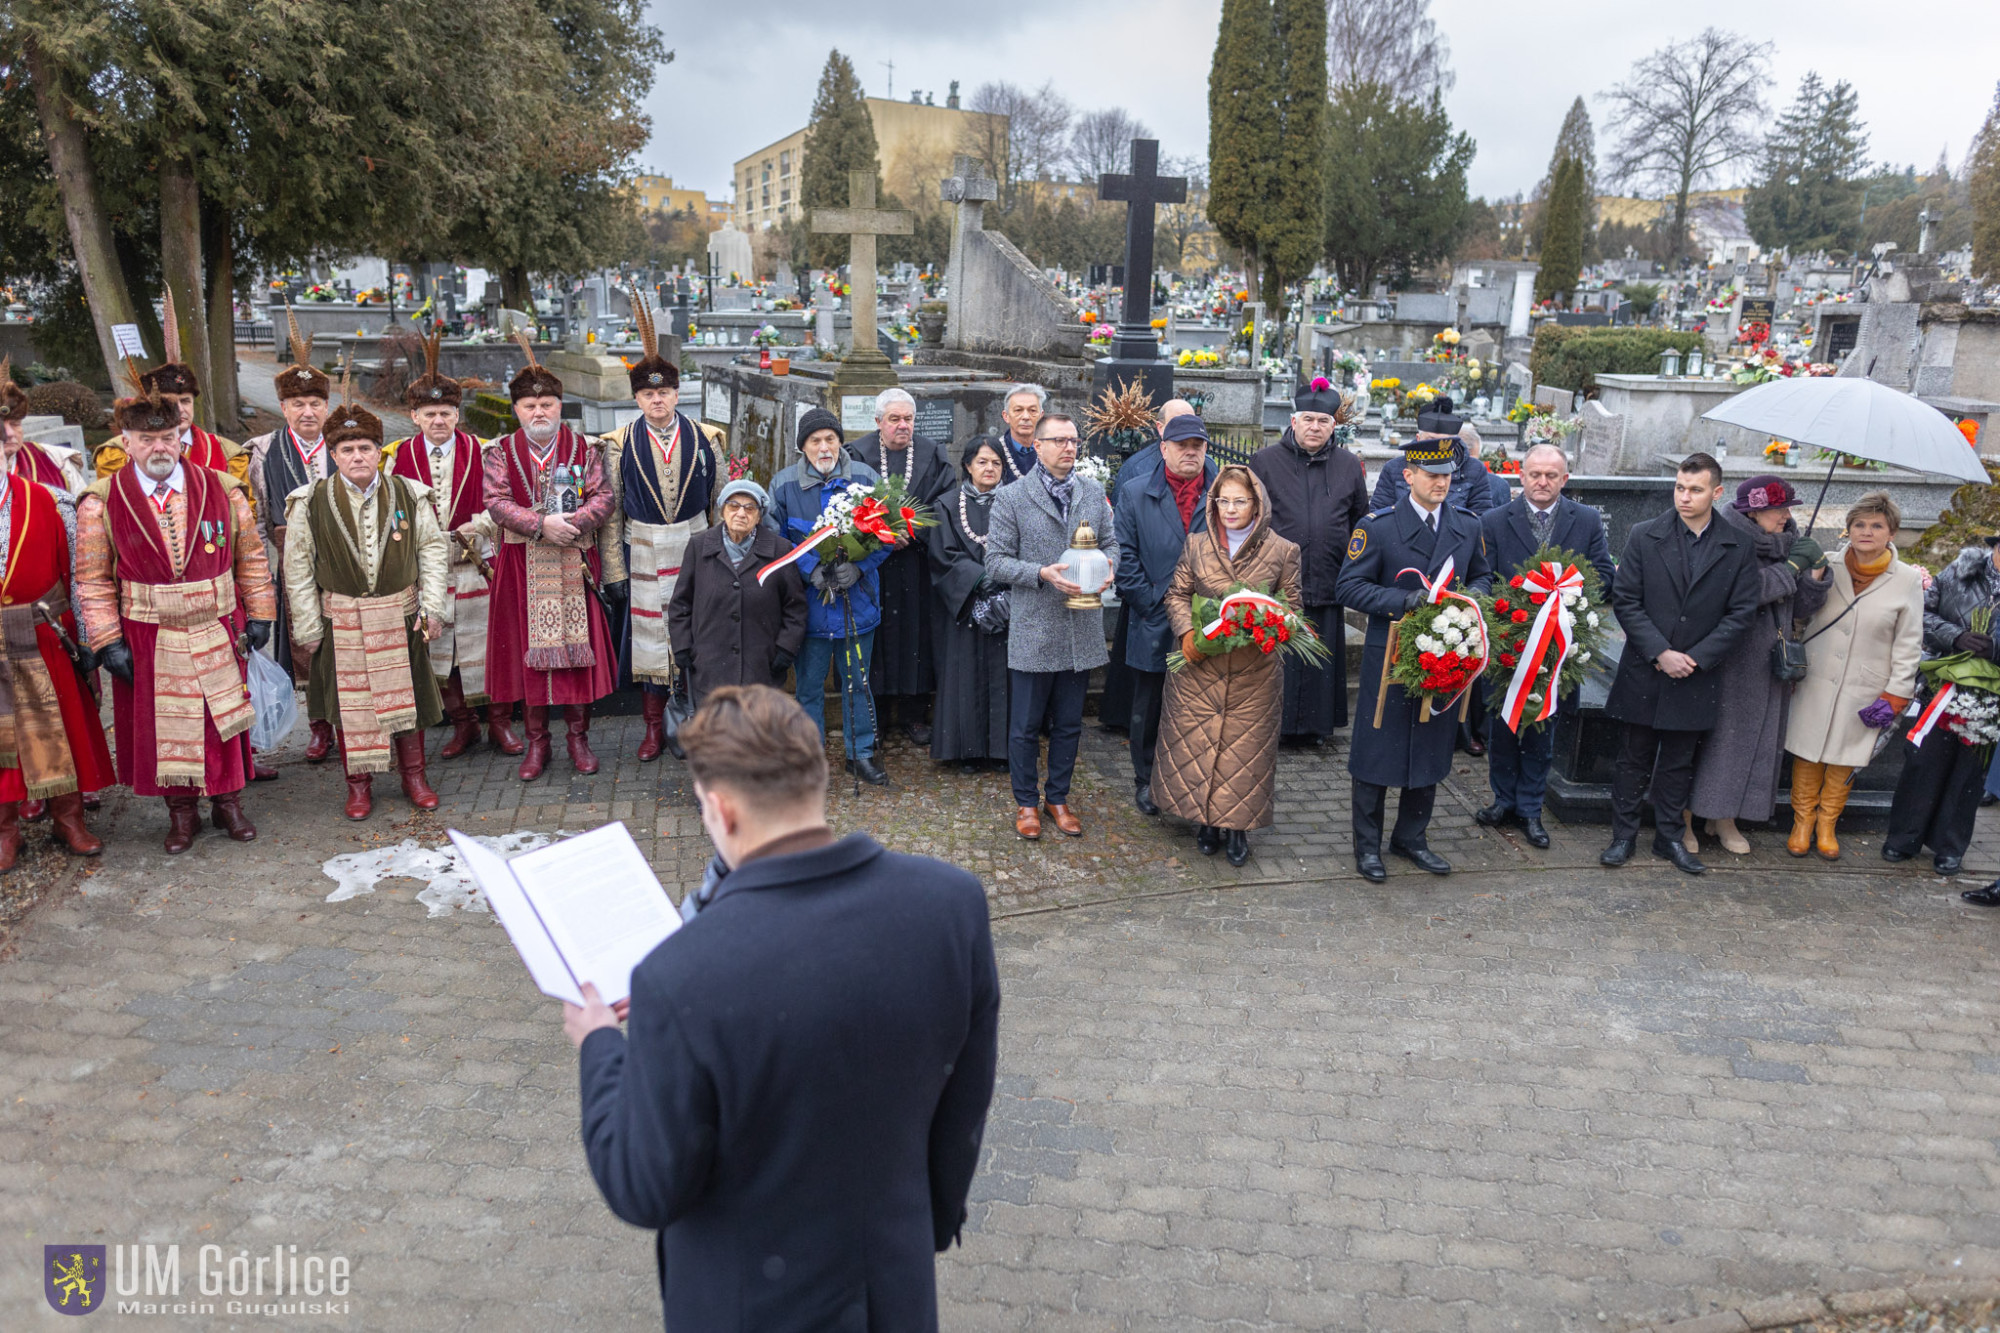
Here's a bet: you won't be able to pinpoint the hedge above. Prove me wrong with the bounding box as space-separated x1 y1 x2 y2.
463 391 519 439
1528 325 1705 393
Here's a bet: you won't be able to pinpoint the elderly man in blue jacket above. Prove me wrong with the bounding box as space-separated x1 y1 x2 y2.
566 684 998 1333
1114 413 1215 816
767 408 891 785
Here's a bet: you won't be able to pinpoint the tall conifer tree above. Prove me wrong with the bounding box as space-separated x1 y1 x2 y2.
800 50 884 269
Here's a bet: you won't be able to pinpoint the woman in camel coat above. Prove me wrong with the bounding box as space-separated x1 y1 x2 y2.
1784 491 1925 859
1153 465 1304 867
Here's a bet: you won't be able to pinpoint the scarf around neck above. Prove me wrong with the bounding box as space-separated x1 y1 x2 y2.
1846 546 1893 593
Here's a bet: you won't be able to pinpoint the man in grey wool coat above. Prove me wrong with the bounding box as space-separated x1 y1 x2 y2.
984 412 1117 842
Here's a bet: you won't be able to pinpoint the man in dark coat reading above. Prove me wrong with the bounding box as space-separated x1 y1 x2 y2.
564 684 999 1331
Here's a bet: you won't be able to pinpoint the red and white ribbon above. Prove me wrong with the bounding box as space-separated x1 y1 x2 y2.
756 524 838 586
1500 561 1584 733
1200 590 1289 639
1908 684 1956 746
1396 555 1489 710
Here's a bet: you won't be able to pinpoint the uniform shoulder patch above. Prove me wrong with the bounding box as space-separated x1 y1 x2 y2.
1367 505 1395 519
1347 526 1368 560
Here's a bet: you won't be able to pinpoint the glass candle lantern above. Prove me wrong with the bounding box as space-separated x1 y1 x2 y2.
1061 522 1113 611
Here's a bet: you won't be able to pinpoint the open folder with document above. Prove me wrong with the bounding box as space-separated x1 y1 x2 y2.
449 822 681 1006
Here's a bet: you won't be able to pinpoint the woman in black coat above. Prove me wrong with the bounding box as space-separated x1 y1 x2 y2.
924 438 1010 768
666 480 809 708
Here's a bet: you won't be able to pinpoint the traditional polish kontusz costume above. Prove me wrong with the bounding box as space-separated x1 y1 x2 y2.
0 460 113 869
482 352 616 781
383 331 518 759
0 358 88 496
596 298 717 761
75 392 275 853
283 403 448 820
243 318 336 760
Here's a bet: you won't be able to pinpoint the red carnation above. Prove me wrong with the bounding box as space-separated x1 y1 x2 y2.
1511 609 1529 624
1493 598 1510 614
1500 652 1517 667
1510 575 1526 588
1443 651 1460 666
1529 592 1547 606
1276 626 1290 642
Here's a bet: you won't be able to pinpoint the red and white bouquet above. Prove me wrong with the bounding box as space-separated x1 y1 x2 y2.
1482 547 1609 732
757 476 933 594
1387 556 1488 720
1168 587 1332 672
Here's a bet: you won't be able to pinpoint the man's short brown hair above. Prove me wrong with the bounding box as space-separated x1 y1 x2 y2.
681 685 828 806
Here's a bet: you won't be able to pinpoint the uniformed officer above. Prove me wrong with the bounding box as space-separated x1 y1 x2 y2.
1335 415 1494 882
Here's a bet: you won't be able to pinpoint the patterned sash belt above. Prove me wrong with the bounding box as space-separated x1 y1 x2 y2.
321 585 420 773
0 595 77 797
502 529 595 670
120 574 253 785
626 514 706 685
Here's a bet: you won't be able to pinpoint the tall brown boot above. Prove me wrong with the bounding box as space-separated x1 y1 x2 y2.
437 675 482 759
0 802 22 871
47 791 102 856
485 704 524 756
305 717 336 763
636 691 668 762
1816 764 1855 861
210 791 257 841
564 704 600 775
518 705 552 781
1787 760 1823 857
395 730 440 811
162 791 202 854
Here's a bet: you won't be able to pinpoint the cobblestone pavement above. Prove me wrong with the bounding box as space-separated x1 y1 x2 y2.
3 709 1997 1330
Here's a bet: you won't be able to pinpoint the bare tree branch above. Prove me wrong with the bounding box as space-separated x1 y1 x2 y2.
1069 107 1154 181
1326 0 1453 98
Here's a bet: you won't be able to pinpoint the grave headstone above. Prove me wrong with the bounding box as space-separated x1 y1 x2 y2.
939 155 1081 359
914 397 955 444
1394 292 1456 325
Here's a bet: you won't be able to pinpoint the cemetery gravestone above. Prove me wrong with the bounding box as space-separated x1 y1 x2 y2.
1092 138 1187 410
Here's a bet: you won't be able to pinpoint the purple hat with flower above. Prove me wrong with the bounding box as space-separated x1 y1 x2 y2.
1732 474 1797 513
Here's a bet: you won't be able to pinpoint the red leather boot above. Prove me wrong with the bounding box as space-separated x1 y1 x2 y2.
209 791 257 841
437 675 482 759
338 733 372 820
485 704 524 756
162 791 202 854
305 718 336 762
564 704 600 775
47 791 103 856
395 730 440 811
518 705 551 781
20 798 47 823
636 691 667 762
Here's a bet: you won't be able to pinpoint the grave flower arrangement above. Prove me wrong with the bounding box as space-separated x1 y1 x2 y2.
1913 611 2000 749
1167 587 1332 672
300 283 337 303
756 475 935 601
750 323 784 348
1482 548 1608 732
1388 558 1488 720
1521 414 1579 449
1072 453 1115 492
1177 348 1222 368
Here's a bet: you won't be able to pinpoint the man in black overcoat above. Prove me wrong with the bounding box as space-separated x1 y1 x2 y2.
851 388 955 746
1599 452 1760 875
1247 378 1372 743
565 685 999 1331
1335 421 1494 882
1475 442 1616 848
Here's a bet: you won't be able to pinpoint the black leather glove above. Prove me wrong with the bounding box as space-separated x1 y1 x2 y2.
672 648 694 676
243 619 272 652
1785 536 1824 574
1403 588 1427 613
1954 631 1994 659
771 648 795 676
97 640 135 683
601 579 629 608
830 561 861 592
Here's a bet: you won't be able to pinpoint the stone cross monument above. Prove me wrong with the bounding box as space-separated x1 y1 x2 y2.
939 155 999 350
811 170 912 404
1092 138 1187 410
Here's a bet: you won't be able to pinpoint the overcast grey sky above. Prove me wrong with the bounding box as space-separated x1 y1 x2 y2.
639 1 1998 204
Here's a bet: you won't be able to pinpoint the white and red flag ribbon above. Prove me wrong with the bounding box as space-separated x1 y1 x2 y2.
1500 561 1585 733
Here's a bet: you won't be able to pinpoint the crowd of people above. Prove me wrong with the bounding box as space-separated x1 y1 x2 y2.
0 326 1991 902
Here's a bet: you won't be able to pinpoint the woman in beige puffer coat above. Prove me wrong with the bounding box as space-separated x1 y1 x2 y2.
1153 465 1304 867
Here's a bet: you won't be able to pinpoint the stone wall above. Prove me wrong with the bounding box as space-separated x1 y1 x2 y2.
948 227 1088 361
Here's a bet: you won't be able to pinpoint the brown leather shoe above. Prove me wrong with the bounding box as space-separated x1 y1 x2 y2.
20 798 47 823
564 704 600 775
163 791 201 854
47 791 102 856
343 773 374 820
1042 803 1083 837
209 793 257 842
250 750 282 781
1014 805 1041 840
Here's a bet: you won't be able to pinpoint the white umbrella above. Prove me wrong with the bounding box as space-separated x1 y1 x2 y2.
1699 374 1988 528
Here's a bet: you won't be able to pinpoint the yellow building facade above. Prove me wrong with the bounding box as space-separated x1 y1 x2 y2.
733 99 1006 230
629 174 731 226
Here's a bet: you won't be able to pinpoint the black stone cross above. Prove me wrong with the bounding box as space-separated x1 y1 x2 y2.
1098 138 1186 362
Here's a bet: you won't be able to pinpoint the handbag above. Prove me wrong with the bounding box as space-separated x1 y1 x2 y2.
661 672 695 741
967 585 1010 636
1770 622 1810 682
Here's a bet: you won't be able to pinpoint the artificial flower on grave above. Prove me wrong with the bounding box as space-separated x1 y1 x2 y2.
1521 414 1579 449
1087 324 1114 346
1506 401 1545 424
1810 448 1887 471
1080 310 1099 324
1912 610 2000 748
1763 439 1792 460
1168 586 1332 672
1481 548 1609 732
301 283 337 303
1959 419 1981 449
1072 454 1115 492
755 474 935 602
1388 558 1489 721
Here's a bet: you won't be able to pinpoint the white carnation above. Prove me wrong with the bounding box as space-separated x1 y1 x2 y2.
1586 612 1600 628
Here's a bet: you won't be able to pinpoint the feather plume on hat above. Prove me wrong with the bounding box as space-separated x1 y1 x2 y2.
112 354 180 434
507 327 565 403
625 288 679 395
325 354 383 448
138 287 203 398
275 302 331 401
404 323 462 410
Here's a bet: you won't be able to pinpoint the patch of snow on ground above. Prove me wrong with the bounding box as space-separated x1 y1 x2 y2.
322 830 560 917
